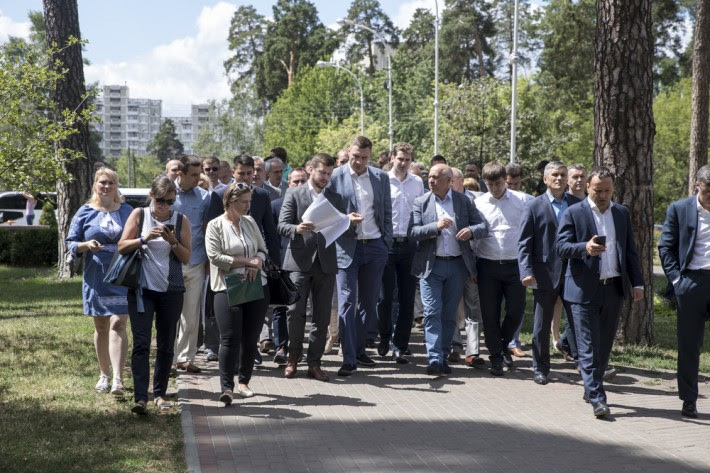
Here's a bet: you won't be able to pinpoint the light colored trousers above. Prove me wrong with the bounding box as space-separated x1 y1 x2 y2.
174 263 205 363
451 278 482 356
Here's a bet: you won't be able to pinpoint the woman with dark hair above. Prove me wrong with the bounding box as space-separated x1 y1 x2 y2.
118 176 192 415
206 182 270 406
66 167 133 396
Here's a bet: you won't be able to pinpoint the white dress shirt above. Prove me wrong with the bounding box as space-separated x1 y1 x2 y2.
389 170 424 237
588 197 621 279
475 189 532 260
688 197 710 270
349 165 381 239
434 189 462 257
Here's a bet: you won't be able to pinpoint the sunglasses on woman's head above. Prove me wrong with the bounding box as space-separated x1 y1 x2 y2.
235 182 249 190
155 198 175 205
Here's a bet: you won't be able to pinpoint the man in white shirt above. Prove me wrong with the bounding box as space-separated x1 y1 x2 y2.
475 162 533 376
376 143 424 364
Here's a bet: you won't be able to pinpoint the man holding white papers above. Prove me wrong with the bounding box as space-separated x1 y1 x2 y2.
277 153 356 381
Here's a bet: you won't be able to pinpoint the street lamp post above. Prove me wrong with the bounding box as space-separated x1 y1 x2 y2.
316 61 365 136
341 20 393 152
509 0 520 164
434 0 440 155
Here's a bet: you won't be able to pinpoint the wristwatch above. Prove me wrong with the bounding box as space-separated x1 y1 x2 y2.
170 241 178 248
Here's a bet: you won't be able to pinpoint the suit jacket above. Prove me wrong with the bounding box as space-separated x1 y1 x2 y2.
277 185 344 274
271 197 288 266
658 195 699 284
518 192 581 290
326 164 393 268
408 190 488 279
264 181 288 201
556 199 644 303
206 185 280 264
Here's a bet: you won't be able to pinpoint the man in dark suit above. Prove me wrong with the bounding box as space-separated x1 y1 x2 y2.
278 154 353 382
556 166 644 417
326 136 392 377
518 161 581 385
658 164 710 419
408 164 488 376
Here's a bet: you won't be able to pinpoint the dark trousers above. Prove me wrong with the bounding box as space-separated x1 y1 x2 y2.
477 259 526 361
203 282 220 353
558 309 579 359
569 281 623 404
532 286 575 375
272 305 288 350
128 288 183 403
287 257 335 365
213 286 270 392
377 240 417 352
336 238 388 366
674 270 710 402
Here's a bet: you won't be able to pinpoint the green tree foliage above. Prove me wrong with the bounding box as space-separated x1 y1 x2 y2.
315 115 389 157
106 152 163 189
224 5 266 97
193 96 264 159
147 118 183 163
490 0 542 79
341 0 399 72
255 0 339 104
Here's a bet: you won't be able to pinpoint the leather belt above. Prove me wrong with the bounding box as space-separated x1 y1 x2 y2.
436 255 461 261
393 236 409 243
357 238 377 244
479 258 517 265
599 277 621 285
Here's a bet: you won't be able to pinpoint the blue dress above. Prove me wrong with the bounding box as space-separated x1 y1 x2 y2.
66 203 134 316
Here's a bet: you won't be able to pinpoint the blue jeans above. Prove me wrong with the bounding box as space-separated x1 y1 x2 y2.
420 257 468 365
377 240 417 352
336 238 388 365
128 289 183 403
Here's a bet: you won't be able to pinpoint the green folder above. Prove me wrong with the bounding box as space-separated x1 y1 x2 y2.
224 273 264 306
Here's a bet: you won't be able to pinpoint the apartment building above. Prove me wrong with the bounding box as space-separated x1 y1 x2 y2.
165 104 210 155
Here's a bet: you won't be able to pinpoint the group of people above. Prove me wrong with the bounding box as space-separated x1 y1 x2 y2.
67 135 705 420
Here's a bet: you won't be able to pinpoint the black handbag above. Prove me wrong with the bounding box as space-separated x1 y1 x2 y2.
264 259 300 306
103 209 145 289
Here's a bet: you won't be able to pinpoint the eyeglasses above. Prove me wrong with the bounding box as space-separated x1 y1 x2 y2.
204 167 219 172
235 182 250 190
291 179 306 185
155 198 175 205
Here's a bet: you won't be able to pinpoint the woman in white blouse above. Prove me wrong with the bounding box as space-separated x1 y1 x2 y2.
206 182 270 406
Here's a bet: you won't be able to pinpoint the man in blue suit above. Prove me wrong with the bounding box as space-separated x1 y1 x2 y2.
409 164 488 376
658 164 710 419
556 166 644 417
326 136 393 377
518 161 580 385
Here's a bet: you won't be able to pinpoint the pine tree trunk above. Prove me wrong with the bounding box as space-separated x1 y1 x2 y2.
44 0 92 279
688 0 710 194
594 0 655 344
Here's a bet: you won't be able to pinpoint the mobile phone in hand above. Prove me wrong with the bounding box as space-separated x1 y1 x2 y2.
163 224 175 232
594 235 606 245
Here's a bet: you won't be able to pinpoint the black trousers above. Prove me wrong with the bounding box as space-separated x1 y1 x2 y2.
213 285 270 392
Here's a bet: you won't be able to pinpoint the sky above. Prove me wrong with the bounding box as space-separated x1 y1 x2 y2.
0 1 444 116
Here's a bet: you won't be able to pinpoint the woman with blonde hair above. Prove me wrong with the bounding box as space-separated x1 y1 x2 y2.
66 167 134 396
206 182 269 405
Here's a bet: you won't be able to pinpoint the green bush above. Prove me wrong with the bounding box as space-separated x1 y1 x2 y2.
0 227 57 266
39 202 57 228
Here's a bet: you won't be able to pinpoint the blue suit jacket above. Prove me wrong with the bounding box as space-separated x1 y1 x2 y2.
326 164 392 268
658 196 698 284
518 192 581 290
556 199 643 303
408 190 488 279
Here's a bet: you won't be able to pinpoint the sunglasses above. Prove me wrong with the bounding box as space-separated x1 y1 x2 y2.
155 198 175 205
204 167 219 172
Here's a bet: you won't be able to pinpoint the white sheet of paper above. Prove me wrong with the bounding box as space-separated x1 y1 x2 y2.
301 193 350 247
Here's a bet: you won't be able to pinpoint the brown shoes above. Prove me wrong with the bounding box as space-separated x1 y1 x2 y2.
284 355 298 378
176 361 201 373
307 365 330 382
508 347 526 358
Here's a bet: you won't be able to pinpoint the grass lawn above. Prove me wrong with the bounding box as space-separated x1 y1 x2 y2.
0 265 185 473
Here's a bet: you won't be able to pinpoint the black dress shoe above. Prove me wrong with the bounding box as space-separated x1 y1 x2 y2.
254 352 263 366
365 340 376 349
392 349 409 364
582 391 590 403
427 362 442 376
377 340 390 357
603 367 617 382
502 351 514 368
592 401 610 417
681 400 698 418
337 364 357 376
356 354 376 367
490 358 504 376
442 362 452 375
533 372 548 385
404 349 412 355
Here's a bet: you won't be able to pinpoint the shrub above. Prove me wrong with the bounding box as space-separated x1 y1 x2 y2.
0 227 57 266
39 202 57 228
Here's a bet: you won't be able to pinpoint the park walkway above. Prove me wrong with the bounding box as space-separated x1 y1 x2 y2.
177 330 710 473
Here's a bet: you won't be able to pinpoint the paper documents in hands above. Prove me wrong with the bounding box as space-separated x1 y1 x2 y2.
301 194 350 247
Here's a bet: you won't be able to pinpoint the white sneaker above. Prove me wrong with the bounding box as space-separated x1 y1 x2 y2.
95 374 110 393
111 378 125 397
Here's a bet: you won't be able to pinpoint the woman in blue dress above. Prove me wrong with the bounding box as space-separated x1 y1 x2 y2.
66 167 133 396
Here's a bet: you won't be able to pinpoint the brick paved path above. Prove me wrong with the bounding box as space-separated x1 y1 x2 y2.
179 333 710 473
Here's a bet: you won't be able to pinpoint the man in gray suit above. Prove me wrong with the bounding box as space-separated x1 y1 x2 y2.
279 153 354 381
327 136 393 377
409 164 488 376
